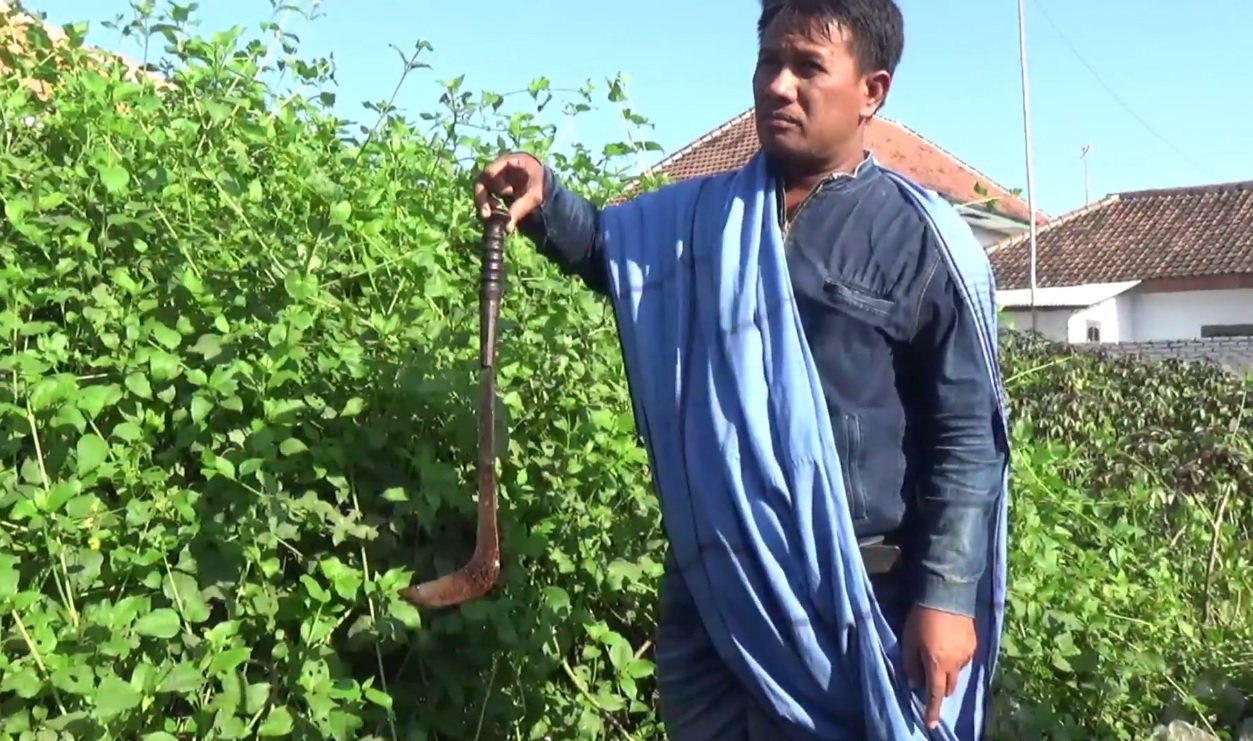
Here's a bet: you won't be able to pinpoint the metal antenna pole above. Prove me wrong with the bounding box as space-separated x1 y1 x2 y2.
1080 144 1092 205
1017 0 1040 332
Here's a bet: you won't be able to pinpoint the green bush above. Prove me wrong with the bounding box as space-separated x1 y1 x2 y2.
1 6 664 739
992 333 1253 740
0 5 1249 740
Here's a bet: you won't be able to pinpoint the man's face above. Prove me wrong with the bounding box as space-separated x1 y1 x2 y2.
752 16 890 168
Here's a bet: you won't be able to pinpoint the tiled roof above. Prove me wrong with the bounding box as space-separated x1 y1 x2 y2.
645 109 1044 224
988 180 1253 290
1 1 164 93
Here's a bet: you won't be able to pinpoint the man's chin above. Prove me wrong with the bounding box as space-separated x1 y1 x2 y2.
757 130 802 162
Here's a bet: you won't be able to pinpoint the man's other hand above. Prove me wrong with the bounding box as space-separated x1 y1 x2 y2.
901 605 977 730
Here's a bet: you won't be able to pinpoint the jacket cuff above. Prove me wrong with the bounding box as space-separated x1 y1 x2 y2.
915 572 979 618
514 164 557 232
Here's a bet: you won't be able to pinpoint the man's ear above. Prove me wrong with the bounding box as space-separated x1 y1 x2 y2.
862 70 892 118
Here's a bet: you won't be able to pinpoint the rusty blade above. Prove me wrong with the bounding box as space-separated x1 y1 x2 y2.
400 207 508 608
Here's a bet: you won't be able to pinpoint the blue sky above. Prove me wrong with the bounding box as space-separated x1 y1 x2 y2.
37 0 1252 217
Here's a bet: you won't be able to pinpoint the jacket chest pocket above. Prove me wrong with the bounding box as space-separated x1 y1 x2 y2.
820 277 909 342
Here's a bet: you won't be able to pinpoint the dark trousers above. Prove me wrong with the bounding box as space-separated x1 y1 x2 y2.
655 556 911 741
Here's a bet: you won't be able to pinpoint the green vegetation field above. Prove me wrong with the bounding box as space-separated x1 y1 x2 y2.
1 5 1251 740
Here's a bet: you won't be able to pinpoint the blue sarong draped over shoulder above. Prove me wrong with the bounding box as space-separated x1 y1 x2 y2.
598 150 1011 740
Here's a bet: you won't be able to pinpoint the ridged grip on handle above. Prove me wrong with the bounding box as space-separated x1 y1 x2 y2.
480 208 508 369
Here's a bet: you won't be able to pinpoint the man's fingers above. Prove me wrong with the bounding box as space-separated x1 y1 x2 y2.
923 665 947 729
506 190 541 232
473 179 490 218
902 635 923 689
475 155 539 223
473 157 514 218
473 175 504 219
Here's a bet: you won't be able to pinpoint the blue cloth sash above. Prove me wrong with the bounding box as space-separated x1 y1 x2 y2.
598 150 1010 740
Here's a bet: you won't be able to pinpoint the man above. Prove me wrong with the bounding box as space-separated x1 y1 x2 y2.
473 1 1009 738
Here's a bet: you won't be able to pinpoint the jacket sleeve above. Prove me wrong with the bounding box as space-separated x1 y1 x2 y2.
515 165 610 295
907 246 1007 618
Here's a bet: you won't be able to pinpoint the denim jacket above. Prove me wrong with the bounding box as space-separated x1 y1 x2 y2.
516 154 1006 618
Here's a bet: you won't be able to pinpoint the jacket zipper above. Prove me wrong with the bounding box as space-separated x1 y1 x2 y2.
781 174 836 237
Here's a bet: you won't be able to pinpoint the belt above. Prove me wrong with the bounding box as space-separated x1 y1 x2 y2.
858 535 902 575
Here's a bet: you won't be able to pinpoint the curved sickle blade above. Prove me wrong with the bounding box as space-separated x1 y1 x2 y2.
400 207 508 608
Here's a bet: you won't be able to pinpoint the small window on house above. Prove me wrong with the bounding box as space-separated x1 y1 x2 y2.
1085 322 1101 343
1201 324 1253 338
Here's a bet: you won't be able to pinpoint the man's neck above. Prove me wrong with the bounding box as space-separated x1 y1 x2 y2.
774 148 869 194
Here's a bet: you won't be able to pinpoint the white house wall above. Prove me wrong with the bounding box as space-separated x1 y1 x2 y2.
1126 288 1253 341
1000 288 1253 343
1001 298 1121 343
1000 308 1073 341
969 224 1005 249
1070 298 1124 342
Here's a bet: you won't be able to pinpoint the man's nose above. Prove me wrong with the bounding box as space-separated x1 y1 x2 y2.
765 69 798 101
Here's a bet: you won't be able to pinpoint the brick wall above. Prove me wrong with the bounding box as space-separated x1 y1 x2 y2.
1003 330 1253 374
1081 337 1253 373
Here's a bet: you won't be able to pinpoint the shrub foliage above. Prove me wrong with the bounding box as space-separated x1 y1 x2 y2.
0 5 1249 740
995 333 1253 739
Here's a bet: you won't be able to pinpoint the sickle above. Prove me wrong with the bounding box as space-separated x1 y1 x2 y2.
399 206 509 608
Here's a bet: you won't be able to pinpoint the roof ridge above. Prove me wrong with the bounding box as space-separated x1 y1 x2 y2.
646 107 754 177
1118 178 1253 199
986 194 1120 255
877 116 1045 221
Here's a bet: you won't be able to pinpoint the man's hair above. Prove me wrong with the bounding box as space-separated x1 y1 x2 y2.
757 0 905 76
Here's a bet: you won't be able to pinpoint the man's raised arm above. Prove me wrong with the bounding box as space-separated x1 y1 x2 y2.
474 152 609 295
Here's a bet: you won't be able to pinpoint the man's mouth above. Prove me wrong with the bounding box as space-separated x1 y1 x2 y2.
764 112 800 129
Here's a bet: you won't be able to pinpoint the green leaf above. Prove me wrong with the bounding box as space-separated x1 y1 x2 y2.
207 645 251 676
113 421 144 441
94 675 142 718
341 396 364 416
300 574 330 603
364 686 392 709
257 705 295 736
244 681 272 714
0 666 42 698
190 333 223 359
124 372 153 399
75 433 110 475
210 454 236 479
51 664 95 695
76 384 118 418
96 164 130 194
0 554 20 599
328 200 352 225
381 487 407 502
190 395 214 423
279 437 308 456
163 570 213 623
388 599 422 630
134 608 181 638
149 322 182 348
157 662 204 694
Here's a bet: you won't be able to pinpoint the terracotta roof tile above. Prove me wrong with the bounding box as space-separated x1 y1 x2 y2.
1 0 165 95
988 180 1253 289
639 109 1045 224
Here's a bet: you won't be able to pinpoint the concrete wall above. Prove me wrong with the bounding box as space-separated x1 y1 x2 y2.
1000 287 1253 343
